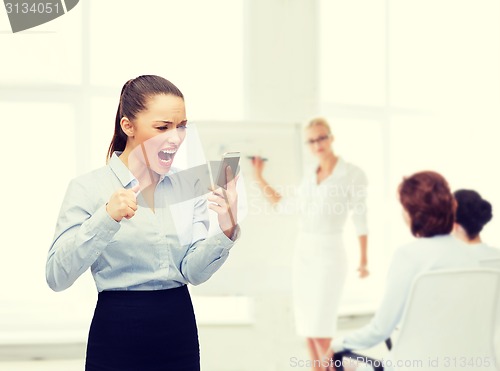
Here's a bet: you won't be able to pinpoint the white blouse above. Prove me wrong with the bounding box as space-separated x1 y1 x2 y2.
277 157 368 236
46 152 239 293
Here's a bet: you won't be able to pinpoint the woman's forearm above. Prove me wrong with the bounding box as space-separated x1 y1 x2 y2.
358 234 368 266
255 176 282 205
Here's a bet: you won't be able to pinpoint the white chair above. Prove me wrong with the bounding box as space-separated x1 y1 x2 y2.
479 258 500 366
334 269 500 371
392 269 500 371
481 257 500 270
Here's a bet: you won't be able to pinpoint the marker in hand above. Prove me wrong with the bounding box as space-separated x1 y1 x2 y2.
247 156 268 161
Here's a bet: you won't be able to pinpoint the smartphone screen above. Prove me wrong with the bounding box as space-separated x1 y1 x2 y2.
215 152 240 189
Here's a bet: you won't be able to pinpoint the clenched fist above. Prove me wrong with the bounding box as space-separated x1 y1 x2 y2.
106 184 140 222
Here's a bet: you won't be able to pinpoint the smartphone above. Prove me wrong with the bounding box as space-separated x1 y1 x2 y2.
214 151 240 189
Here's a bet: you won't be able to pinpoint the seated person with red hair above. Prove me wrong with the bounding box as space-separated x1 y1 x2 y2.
328 171 500 370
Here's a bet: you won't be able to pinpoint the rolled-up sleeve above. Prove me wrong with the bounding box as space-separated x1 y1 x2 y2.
46 179 120 292
179 181 240 286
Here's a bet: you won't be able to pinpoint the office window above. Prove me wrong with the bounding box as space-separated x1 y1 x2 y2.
389 0 500 110
319 0 386 107
89 97 117 169
0 102 76 299
0 6 82 85
89 0 244 121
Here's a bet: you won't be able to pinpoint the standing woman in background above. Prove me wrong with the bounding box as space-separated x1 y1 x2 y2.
46 75 240 371
251 117 369 371
453 189 500 258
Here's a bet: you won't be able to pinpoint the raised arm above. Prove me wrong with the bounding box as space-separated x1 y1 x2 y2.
251 156 282 205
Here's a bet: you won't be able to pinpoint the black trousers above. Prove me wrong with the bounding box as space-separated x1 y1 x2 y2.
85 285 200 371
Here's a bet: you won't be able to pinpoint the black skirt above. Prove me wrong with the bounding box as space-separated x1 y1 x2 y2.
85 285 200 371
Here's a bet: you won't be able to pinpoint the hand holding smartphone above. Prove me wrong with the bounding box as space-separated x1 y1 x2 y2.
208 151 240 237
214 151 240 189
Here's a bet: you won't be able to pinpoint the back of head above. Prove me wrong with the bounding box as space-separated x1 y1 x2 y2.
399 171 455 237
454 189 493 240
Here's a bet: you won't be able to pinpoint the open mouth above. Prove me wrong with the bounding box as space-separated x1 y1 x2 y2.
157 148 177 167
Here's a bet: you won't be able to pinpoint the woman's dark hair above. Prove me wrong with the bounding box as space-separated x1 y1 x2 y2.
399 171 455 238
454 189 493 240
106 75 184 161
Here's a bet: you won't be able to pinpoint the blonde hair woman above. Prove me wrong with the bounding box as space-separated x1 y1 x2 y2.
251 117 369 371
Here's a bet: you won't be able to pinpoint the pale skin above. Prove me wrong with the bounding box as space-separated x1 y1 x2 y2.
251 125 369 371
453 224 482 244
106 93 238 239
